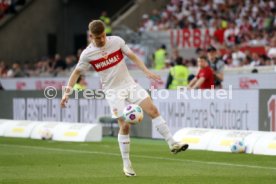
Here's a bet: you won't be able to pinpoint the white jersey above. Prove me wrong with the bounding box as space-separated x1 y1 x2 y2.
76 36 136 90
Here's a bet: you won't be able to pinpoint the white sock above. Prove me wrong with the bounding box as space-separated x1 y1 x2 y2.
118 134 131 168
152 116 176 149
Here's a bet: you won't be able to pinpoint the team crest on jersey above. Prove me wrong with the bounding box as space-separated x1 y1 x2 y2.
101 51 109 59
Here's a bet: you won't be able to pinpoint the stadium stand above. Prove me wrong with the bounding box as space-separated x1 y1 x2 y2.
0 0 30 25
0 0 276 78
138 0 276 67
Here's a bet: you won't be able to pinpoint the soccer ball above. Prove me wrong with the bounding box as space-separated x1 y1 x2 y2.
230 140 246 153
123 104 144 124
40 129 53 140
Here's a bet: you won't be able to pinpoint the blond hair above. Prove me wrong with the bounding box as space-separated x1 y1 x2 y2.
88 20 105 35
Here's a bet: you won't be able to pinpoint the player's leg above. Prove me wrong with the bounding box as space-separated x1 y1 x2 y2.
139 97 189 154
127 85 188 153
117 117 136 176
105 91 136 176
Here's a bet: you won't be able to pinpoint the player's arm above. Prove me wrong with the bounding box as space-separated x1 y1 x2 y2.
60 68 81 108
187 69 198 89
215 71 224 81
60 50 90 108
190 77 205 89
125 51 161 82
187 77 197 89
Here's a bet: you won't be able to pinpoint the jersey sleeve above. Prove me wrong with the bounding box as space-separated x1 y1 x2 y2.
198 68 209 79
75 51 91 72
116 36 131 55
198 71 205 78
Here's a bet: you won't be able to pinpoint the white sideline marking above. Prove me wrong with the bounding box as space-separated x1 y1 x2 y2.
1 144 276 171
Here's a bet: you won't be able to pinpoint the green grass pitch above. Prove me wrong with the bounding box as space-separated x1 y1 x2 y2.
0 137 276 184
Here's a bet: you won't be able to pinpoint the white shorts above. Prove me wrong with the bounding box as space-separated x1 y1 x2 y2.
104 84 149 118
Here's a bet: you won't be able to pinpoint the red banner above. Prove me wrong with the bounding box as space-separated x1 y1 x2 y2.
170 29 213 48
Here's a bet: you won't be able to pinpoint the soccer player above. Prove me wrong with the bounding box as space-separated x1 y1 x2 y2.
60 20 188 177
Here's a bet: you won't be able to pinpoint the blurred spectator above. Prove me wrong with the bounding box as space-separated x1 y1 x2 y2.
34 58 53 77
0 0 26 20
231 46 246 67
153 44 167 70
224 21 239 47
65 55 77 71
0 61 8 77
139 0 276 63
222 51 234 66
213 22 225 45
53 54 66 73
188 56 214 89
168 48 180 67
0 29 85 77
195 48 206 57
267 37 276 59
207 46 224 88
73 75 87 91
186 58 197 67
0 0 11 19
166 56 190 89
7 63 26 77
139 14 154 32
150 9 161 23
21 62 31 77
100 11 112 36
250 53 261 67
2 0 276 78
0 51 82 78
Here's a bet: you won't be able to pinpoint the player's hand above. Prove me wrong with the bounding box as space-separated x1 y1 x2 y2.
145 71 161 82
60 95 69 108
